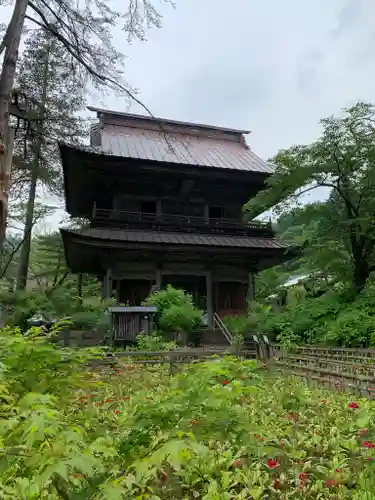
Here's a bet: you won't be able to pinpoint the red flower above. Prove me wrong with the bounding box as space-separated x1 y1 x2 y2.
335 467 342 473
233 458 243 468
160 469 167 484
363 440 375 448
298 472 308 488
325 479 338 488
267 458 279 469
348 401 360 409
114 409 120 415
190 418 201 425
222 379 229 386
287 412 297 421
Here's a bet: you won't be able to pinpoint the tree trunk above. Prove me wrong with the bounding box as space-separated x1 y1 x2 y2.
0 0 29 246
353 258 370 293
77 274 83 304
16 40 50 290
16 167 37 290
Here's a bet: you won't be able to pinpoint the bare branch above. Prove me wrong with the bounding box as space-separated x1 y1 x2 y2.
0 237 23 280
26 3 156 119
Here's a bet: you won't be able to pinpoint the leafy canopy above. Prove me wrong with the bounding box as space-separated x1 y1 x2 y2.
246 102 375 290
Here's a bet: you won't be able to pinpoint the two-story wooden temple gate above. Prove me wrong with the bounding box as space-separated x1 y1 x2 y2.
59 107 296 342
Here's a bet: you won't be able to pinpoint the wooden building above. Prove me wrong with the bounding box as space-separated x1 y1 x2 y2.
59 107 295 332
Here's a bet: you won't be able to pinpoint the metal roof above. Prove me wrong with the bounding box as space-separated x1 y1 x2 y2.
108 306 157 313
98 124 274 174
63 227 290 250
88 106 251 135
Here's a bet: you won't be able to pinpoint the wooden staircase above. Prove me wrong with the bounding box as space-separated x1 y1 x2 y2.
193 313 233 347
213 312 233 344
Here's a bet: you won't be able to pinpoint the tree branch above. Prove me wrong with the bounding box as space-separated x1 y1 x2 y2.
0 237 23 280
26 4 157 121
25 4 175 151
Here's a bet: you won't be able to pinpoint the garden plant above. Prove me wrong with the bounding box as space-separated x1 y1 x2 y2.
0 328 375 498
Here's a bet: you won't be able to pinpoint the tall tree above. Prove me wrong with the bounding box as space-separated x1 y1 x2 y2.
0 0 170 245
14 28 87 290
245 102 375 292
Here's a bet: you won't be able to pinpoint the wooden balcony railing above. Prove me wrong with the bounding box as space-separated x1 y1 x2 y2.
91 205 273 237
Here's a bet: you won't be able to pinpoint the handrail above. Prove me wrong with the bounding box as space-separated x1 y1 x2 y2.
213 312 233 345
91 207 273 236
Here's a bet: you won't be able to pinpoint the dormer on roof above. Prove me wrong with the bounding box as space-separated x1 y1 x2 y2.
86 106 274 175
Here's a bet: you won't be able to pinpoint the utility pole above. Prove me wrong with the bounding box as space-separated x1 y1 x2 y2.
0 0 30 246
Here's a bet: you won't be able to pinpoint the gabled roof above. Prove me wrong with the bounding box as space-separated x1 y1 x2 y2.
87 107 274 174
88 106 251 135
61 227 291 250
60 227 297 274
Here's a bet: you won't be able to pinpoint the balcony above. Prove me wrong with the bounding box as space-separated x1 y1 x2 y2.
91 206 273 237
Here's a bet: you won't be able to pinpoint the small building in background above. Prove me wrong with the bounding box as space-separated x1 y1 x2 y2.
59 107 295 340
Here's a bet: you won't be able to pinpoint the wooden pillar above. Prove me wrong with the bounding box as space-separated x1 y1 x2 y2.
116 279 121 304
103 268 113 300
156 199 162 217
155 268 162 289
247 272 255 306
204 204 209 224
206 270 213 330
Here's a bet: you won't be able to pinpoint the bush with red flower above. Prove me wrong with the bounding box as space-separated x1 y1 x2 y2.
1 330 375 498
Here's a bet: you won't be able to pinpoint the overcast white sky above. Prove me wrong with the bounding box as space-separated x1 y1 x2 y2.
6 0 375 229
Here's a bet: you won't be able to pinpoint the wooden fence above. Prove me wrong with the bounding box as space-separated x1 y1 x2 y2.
58 330 106 347
272 345 375 398
87 346 257 373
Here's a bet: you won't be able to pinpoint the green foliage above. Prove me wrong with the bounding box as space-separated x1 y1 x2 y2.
0 287 112 333
29 232 71 293
1 332 375 497
69 309 110 333
249 277 375 348
16 29 88 196
246 102 375 291
144 285 203 334
224 303 272 338
255 204 344 301
158 303 203 333
135 331 177 351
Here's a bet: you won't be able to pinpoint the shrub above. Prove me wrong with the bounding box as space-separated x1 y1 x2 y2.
134 331 177 351
2 332 375 498
69 309 110 333
0 288 113 334
325 308 375 347
159 303 203 333
144 284 195 313
243 276 375 347
144 285 203 336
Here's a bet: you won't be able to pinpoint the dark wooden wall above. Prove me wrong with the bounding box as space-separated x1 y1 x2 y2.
118 280 152 305
214 282 247 317
116 278 248 317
